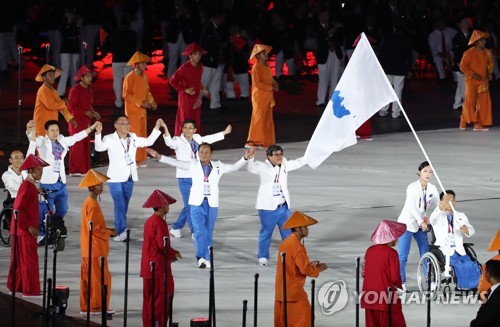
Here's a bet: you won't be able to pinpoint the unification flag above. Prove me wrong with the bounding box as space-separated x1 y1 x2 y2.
304 33 399 169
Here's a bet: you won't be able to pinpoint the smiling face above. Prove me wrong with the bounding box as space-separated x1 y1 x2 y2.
418 165 433 183
267 150 284 166
182 122 197 139
198 144 213 164
46 123 60 141
9 151 24 170
114 117 131 135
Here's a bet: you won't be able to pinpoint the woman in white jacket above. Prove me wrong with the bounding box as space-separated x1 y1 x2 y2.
397 161 439 291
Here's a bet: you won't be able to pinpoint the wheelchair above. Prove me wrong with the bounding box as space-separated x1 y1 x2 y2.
416 224 481 300
1 190 14 247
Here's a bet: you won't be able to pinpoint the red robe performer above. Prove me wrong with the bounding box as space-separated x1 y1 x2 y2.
78 169 116 314
123 51 157 166
68 66 101 175
170 42 207 136
274 211 328 327
362 220 407 327
7 154 49 296
141 189 181 326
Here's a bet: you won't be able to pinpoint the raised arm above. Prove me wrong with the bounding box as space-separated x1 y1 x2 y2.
221 147 255 174
135 119 162 147
93 122 108 152
147 148 191 170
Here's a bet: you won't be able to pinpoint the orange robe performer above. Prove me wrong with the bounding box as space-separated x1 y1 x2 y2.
459 30 494 131
478 230 500 301
275 211 328 327
247 44 277 149
33 64 76 136
79 170 116 314
123 51 157 165
7 154 49 296
362 220 407 327
141 189 181 327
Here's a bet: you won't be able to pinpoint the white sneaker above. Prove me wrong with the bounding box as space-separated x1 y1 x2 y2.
170 228 182 238
430 282 437 291
401 283 407 293
113 231 128 242
258 258 268 266
198 258 206 269
205 260 211 269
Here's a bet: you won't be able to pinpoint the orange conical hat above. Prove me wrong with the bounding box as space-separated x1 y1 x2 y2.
127 51 151 66
79 169 110 188
468 30 490 46
282 211 318 229
371 220 407 244
487 230 500 251
35 64 62 82
249 43 272 63
20 154 50 170
142 189 177 208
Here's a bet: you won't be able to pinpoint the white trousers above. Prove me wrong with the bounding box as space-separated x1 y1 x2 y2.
167 34 187 78
112 62 133 107
202 65 223 108
453 71 465 109
380 75 405 117
57 53 80 96
275 50 296 77
223 73 250 98
316 51 342 105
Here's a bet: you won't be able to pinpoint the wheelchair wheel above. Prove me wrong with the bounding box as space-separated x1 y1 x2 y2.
417 252 441 300
0 207 13 247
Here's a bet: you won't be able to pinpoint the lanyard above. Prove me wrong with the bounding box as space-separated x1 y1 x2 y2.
202 163 212 182
120 136 131 153
274 166 281 183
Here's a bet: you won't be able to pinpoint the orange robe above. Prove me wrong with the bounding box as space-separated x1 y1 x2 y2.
275 233 320 327
33 84 74 136
80 196 112 313
123 70 154 163
478 254 500 297
247 62 276 148
460 47 494 126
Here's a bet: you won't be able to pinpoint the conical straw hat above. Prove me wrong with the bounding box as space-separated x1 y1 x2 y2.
282 211 318 229
79 169 110 188
142 189 177 208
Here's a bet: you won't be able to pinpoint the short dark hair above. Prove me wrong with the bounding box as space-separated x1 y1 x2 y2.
44 120 59 130
182 119 197 128
9 150 23 158
266 144 283 157
418 161 430 172
485 259 500 280
114 115 129 123
439 190 456 200
199 142 213 153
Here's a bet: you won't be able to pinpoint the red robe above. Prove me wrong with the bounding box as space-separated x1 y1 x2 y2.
7 180 41 295
275 233 320 327
68 83 93 174
361 244 406 327
80 196 112 312
169 61 203 136
141 213 176 326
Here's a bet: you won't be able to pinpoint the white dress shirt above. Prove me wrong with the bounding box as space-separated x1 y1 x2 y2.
246 157 306 210
32 130 89 184
397 180 439 232
164 132 224 178
95 129 161 182
159 155 247 207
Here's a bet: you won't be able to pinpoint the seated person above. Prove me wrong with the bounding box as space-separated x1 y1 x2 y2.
429 190 481 289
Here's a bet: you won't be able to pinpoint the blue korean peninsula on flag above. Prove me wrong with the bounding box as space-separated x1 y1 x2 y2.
304 33 399 169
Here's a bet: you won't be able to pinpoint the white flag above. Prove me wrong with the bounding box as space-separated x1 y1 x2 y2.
304 33 399 169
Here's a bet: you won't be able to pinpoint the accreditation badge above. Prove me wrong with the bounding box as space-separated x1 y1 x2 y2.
124 153 134 165
203 182 211 196
272 183 281 196
53 159 62 173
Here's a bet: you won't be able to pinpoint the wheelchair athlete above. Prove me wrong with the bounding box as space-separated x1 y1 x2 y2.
429 190 481 290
